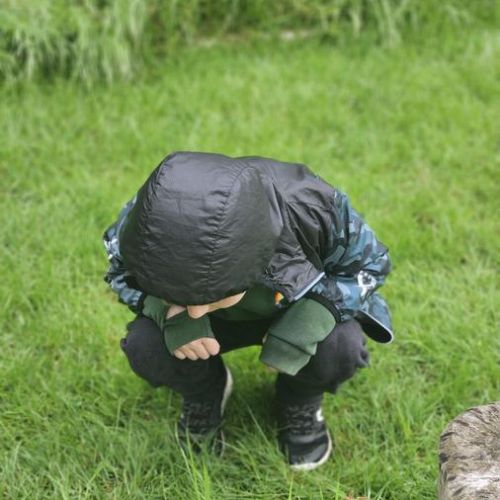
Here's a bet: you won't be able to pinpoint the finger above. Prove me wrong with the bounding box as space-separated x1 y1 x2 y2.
202 338 220 356
181 347 199 361
166 305 187 319
192 342 210 360
174 349 186 360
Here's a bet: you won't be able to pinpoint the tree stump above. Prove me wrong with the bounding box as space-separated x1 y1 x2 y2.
439 402 500 499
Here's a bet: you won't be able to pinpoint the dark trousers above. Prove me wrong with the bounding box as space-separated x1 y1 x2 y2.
120 314 369 404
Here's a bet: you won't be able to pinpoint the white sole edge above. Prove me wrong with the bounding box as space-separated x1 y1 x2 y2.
289 430 333 472
221 366 233 417
217 366 233 458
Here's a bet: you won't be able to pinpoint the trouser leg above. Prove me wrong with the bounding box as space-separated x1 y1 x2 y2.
120 316 226 400
275 319 370 404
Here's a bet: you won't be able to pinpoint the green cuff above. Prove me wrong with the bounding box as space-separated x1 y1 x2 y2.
259 297 337 375
162 309 215 354
259 335 314 376
141 295 168 329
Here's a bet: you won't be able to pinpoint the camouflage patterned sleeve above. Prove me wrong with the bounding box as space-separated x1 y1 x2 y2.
306 191 391 323
102 194 146 314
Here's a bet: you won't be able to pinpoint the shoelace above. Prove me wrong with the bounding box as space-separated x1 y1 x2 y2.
281 403 322 435
180 400 217 434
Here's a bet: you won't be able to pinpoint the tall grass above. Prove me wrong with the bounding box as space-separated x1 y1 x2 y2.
1 0 498 85
0 0 147 84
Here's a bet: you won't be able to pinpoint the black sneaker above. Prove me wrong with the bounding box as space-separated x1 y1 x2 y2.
176 366 233 456
277 400 333 471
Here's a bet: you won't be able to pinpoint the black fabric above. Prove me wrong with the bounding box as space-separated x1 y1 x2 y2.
120 152 283 305
119 152 337 306
120 314 369 403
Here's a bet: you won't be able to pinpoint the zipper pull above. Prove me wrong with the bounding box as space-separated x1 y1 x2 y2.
274 291 289 309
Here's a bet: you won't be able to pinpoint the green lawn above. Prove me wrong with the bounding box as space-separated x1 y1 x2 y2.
1 29 499 499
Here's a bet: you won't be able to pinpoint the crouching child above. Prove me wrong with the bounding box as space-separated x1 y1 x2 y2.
102 151 393 470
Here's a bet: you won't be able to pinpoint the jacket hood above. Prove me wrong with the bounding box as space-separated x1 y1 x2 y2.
120 152 289 305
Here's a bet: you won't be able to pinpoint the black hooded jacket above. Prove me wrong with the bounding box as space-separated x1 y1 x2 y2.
104 151 393 349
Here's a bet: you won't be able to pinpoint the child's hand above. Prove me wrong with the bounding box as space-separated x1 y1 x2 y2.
173 338 220 360
166 304 187 319
165 303 221 359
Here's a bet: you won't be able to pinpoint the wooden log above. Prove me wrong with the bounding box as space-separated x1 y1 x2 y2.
439 401 500 499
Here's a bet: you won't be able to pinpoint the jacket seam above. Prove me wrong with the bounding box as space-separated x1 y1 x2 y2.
202 165 255 298
286 200 331 210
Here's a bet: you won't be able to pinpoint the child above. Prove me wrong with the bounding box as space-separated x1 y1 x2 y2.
103 151 393 471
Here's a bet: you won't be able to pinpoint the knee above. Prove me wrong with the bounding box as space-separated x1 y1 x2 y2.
323 319 369 366
121 316 161 360
313 319 370 386
120 316 173 387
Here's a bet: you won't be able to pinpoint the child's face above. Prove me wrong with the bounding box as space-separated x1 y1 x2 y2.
186 291 246 319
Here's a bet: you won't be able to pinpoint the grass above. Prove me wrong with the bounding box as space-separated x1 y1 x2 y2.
1 26 499 499
1 0 497 84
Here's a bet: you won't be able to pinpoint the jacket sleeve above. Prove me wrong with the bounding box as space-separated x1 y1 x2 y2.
102 194 147 314
305 191 391 323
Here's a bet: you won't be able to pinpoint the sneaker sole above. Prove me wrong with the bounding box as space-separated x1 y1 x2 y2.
289 429 333 472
